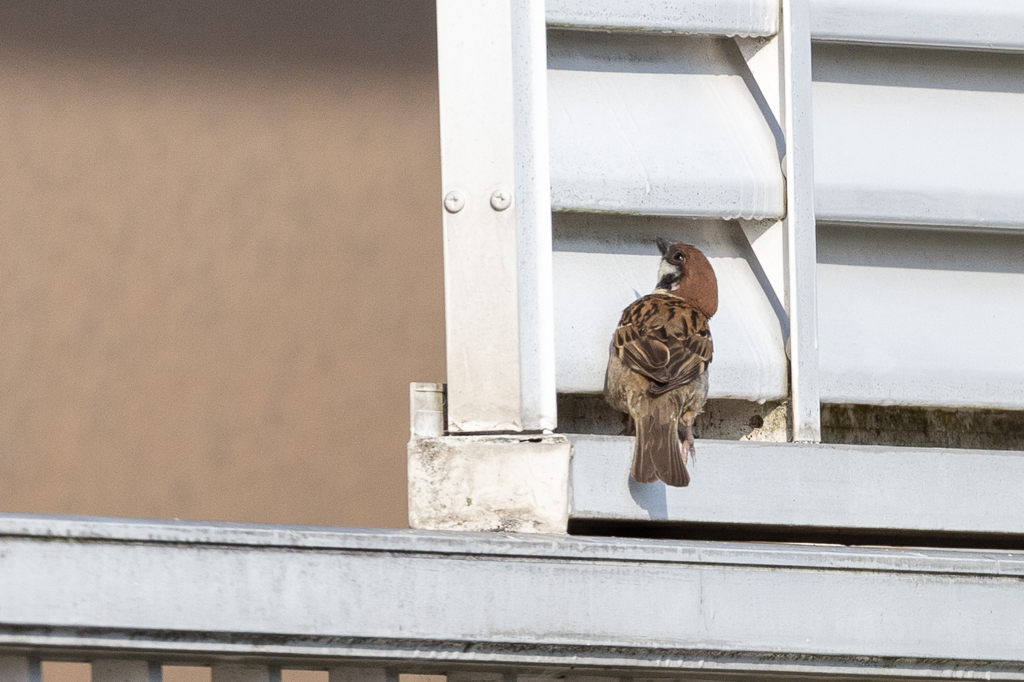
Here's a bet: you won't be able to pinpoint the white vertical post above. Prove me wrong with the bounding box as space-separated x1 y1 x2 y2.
436 0 555 433
780 0 822 441
410 382 446 437
211 664 280 682
437 0 520 433
0 657 40 682
92 660 161 682
511 0 557 433
329 668 395 682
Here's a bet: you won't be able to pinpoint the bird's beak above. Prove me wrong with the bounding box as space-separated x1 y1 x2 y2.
656 237 672 257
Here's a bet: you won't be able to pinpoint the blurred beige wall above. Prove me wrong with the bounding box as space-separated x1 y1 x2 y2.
0 0 445 529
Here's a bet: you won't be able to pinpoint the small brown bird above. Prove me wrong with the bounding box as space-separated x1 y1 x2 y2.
605 238 718 487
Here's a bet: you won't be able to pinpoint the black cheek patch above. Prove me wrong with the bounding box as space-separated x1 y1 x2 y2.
657 272 681 290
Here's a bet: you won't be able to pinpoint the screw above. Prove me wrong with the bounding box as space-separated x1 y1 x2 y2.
490 188 512 211
443 190 465 213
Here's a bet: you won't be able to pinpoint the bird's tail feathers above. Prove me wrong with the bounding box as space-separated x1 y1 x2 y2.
632 405 689 487
631 416 660 483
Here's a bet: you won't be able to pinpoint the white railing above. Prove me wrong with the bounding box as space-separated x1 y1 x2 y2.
0 660 401 682
3 513 1024 681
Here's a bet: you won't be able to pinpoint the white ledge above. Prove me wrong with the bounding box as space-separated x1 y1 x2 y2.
569 435 1024 536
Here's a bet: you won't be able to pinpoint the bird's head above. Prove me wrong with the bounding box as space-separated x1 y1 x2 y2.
654 238 719 318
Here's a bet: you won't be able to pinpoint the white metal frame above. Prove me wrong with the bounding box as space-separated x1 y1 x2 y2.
424 0 1024 533
437 0 824 439
437 0 555 434
780 0 821 440
438 0 1024 438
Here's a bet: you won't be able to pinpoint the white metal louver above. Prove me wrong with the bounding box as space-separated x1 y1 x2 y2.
547 31 785 219
817 226 1024 409
552 215 789 401
539 0 1024 414
423 0 1024 537
811 2 1024 410
436 0 818 434
543 4 806 409
813 45 1024 230
546 23 791 402
556 0 1024 531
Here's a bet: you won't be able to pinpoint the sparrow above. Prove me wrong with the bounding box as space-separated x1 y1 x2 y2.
604 238 718 487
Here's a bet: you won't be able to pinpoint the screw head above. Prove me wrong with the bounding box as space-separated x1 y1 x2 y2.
490 189 512 211
443 190 465 213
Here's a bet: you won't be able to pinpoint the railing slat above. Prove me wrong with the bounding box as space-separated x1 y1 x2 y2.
448 674 504 682
329 669 394 682
92 660 161 682
0 656 40 682
211 664 280 682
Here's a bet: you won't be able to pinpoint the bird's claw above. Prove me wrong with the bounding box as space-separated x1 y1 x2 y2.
682 439 696 466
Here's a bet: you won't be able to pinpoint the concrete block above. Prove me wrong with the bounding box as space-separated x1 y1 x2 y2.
408 434 570 533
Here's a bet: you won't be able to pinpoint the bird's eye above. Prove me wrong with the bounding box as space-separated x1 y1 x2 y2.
672 252 685 263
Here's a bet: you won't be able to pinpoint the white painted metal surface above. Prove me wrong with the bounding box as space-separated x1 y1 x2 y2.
546 0 779 37
4 514 1024 676
512 0 558 432
548 30 785 219
813 44 1024 231
781 0 821 440
551 215 788 401
807 11 1024 409
817 225 1024 409
438 0 520 432
437 0 555 433
811 0 1024 52
568 434 1024 533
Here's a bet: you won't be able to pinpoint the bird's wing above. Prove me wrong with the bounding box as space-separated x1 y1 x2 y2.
614 294 713 396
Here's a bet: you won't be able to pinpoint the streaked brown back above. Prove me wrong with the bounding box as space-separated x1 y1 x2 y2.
614 293 713 395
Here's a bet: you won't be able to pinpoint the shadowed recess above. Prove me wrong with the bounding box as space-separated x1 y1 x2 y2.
813 42 1024 94
570 518 1024 551
817 223 1024 273
0 0 437 76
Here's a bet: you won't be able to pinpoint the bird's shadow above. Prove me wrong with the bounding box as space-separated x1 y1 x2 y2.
628 477 668 520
